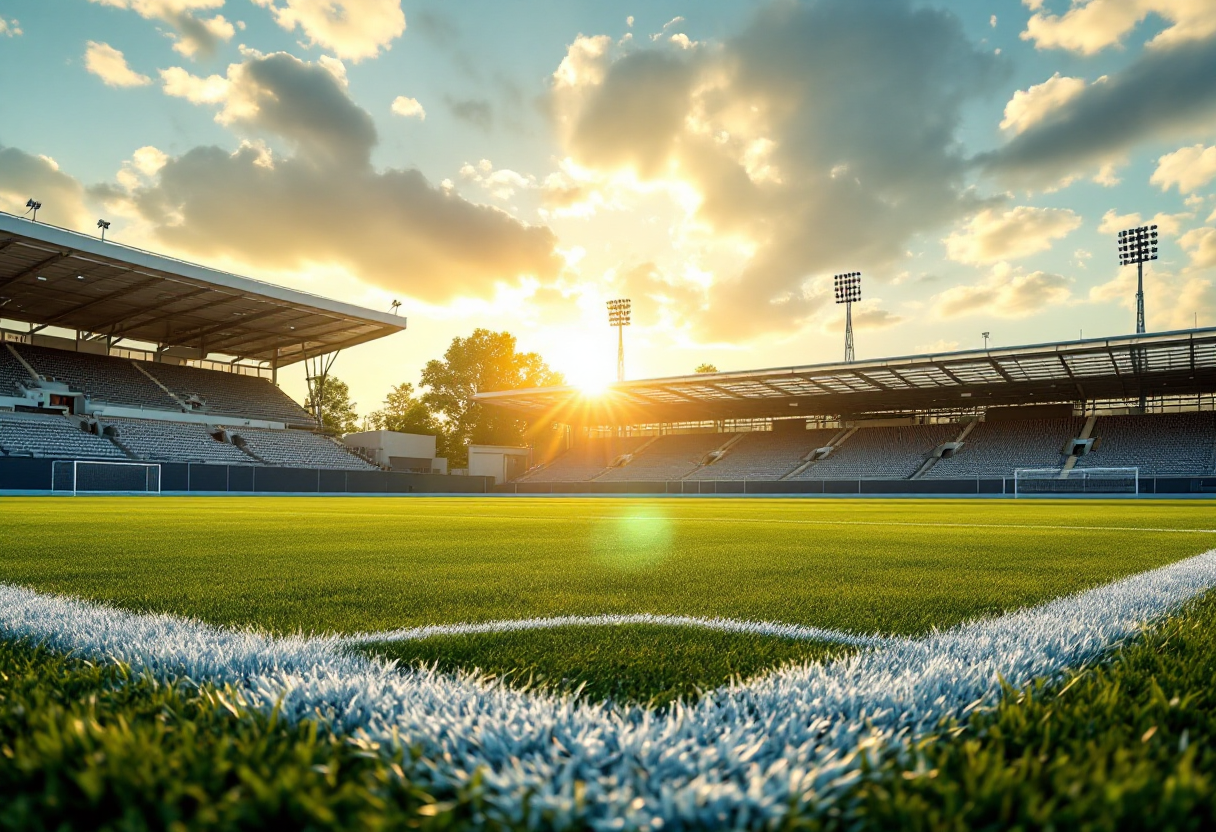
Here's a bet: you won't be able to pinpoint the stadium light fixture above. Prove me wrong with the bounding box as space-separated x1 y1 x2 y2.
97 219 111 240
607 298 631 382
1117 224 1158 335
24 199 41 222
389 299 401 315
833 272 861 363
982 331 990 350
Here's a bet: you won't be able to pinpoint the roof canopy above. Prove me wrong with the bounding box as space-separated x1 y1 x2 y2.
476 328 1216 426
0 212 406 366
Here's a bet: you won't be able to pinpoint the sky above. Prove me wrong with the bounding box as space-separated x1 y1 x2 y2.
1 0 1215 417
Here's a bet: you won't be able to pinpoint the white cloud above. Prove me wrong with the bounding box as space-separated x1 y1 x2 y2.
1181 226 1216 270
159 66 229 104
116 145 169 190
251 0 406 61
84 41 152 87
1097 208 1190 236
935 264 1073 319
459 159 535 200
945 206 1082 265
999 73 1088 135
0 17 21 36
1151 143 1216 193
390 95 425 120
990 14 998 27
88 0 234 58
1089 258 1215 330
1021 0 1216 54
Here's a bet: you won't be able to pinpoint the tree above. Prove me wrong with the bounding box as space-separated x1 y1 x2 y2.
695 363 718 374
421 329 564 467
367 382 440 436
304 375 360 435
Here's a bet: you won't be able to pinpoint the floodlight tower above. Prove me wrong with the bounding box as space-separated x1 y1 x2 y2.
834 272 861 363
97 219 111 240
1117 224 1158 334
607 298 631 382
24 199 41 222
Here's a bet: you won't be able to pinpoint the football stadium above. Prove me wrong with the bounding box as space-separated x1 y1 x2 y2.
4 1 1216 829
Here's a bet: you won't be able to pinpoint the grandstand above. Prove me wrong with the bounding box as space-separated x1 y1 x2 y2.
0 211 407 489
482 328 1216 493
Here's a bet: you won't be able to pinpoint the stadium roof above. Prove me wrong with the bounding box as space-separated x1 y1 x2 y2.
0 211 406 366
476 328 1216 425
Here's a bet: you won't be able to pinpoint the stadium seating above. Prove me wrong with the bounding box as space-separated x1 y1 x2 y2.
14 344 178 410
1074 412 1216 476
226 426 377 470
101 418 254 466
923 418 1083 479
0 412 127 460
139 361 315 426
0 346 34 396
596 433 734 481
519 436 652 482
793 424 958 480
684 429 842 480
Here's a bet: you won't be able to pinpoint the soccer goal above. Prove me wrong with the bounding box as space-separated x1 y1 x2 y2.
1013 467 1139 497
52 460 162 495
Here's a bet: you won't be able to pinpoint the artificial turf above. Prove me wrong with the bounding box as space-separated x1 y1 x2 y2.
1 496 1213 701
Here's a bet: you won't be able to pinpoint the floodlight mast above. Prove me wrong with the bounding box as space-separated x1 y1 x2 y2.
1117 224 1158 335
607 298 631 382
833 272 861 363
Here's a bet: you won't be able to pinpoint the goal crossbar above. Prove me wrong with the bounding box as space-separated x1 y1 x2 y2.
52 460 162 495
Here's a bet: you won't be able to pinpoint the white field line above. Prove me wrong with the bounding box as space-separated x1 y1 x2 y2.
2 549 1216 829
342 613 893 648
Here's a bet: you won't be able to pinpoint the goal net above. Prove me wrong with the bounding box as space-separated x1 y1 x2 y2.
1013 467 1138 496
52 460 162 495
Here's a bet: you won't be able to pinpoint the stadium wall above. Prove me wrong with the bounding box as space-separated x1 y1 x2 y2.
0 458 492 494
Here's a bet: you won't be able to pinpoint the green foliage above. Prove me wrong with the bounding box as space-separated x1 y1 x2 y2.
420 330 564 466
0 640 477 831
0 497 1212 700
694 363 718 374
360 626 850 706
303 375 360 435
837 592 1216 830
366 382 440 437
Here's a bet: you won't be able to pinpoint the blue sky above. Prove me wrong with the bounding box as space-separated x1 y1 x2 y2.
1 0 1214 414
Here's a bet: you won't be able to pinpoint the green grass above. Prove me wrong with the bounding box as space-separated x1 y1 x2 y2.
1 496 1213 701
357 626 850 706
837 591 1216 830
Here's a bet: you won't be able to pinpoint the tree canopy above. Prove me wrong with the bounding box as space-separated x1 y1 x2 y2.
305 375 360 435
367 382 440 437
421 329 564 467
694 363 718 374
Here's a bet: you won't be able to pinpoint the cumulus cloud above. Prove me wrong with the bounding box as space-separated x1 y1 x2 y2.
391 95 425 120
84 41 151 87
934 265 1072 319
250 0 405 61
459 159 534 201
0 146 90 229
944 206 1082 265
133 51 558 303
1097 208 1190 237
1021 0 1216 55
999 73 1087 135
0 17 22 36
1089 257 1215 330
982 31 1216 188
549 0 1004 338
89 0 234 58
1151 143 1216 193
1181 226 1216 270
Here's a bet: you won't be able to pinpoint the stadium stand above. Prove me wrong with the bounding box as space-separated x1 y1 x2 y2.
792 424 958 480
100 418 254 466
0 345 35 396
596 432 734 481
923 418 1083 479
0 412 127 460
519 436 651 482
138 361 315 425
684 429 842 480
13 344 178 410
1074 412 1216 476
226 426 377 470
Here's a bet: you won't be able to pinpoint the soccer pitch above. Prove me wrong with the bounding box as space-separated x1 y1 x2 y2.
3 495 1216 828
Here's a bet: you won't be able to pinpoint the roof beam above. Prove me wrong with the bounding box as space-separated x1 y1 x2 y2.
0 250 73 290
211 315 348 355
105 288 227 338
177 304 288 344
37 275 157 327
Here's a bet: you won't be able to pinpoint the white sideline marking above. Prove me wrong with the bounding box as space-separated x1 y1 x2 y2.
2 550 1216 829
342 613 892 648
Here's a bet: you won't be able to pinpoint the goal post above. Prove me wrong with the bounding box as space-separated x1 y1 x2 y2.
1013 467 1139 497
52 460 162 495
